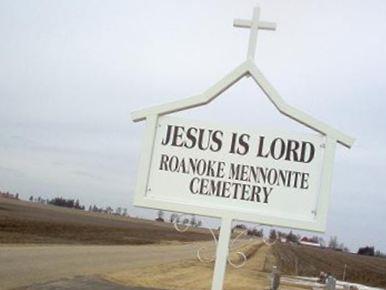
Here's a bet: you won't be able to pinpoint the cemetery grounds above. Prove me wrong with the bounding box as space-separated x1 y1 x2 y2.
1 197 386 289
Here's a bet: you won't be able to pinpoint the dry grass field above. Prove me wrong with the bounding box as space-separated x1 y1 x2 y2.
2 197 386 289
272 242 386 288
105 241 386 290
106 242 293 290
0 197 210 245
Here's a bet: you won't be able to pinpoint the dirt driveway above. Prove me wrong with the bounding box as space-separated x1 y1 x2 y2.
0 241 213 289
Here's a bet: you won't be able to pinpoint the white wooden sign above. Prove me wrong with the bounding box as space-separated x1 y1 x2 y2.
131 6 354 290
148 116 325 225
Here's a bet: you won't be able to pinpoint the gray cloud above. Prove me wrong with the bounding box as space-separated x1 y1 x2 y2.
0 0 385 252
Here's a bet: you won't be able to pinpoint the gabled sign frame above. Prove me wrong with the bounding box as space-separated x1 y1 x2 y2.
132 60 353 231
131 7 354 290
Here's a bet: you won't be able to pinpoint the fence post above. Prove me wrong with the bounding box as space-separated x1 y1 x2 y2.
343 264 347 281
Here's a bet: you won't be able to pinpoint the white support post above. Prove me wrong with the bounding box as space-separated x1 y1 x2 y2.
211 217 233 290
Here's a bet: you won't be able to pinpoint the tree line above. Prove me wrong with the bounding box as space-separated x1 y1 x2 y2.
28 195 129 216
15 192 386 257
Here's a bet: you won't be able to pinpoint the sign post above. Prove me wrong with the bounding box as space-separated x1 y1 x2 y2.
131 6 354 290
212 217 232 290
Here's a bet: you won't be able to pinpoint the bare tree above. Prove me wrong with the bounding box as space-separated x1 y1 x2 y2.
269 229 277 241
190 215 197 227
328 236 338 249
156 210 165 222
287 231 298 243
170 213 178 223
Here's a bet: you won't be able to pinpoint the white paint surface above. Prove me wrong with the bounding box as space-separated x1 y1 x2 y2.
148 116 325 223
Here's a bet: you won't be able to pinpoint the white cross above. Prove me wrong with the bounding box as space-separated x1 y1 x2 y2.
234 7 276 60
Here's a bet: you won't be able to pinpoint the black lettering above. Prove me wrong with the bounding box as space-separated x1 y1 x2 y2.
250 186 261 202
197 129 210 151
185 127 198 149
189 177 199 194
199 178 210 195
240 184 251 201
300 142 315 163
256 136 269 158
263 187 273 203
285 139 300 161
300 173 309 189
237 134 250 155
210 130 223 152
171 126 185 147
161 125 173 145
270 138 286 160
229 133 237 154
159 154 169 170
169 155 179 171
221 181 231 198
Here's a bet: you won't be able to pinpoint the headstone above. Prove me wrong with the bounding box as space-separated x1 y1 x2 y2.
326 276 336 290
270 266 281 290
318 271 327 284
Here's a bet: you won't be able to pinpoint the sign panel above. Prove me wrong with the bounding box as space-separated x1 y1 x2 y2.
143 116 325 223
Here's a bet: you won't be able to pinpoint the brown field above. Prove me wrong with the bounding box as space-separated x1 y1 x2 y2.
0 197 210 245
2 197 386 289
272 242 386 288
106 242 282 290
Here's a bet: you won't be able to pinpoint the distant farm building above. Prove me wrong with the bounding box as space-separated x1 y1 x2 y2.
280 237 288 243
299 236 321 248
0 191 19 200
358 246 375 256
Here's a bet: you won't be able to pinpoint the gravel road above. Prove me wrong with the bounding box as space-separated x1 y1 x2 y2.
0 241 213 289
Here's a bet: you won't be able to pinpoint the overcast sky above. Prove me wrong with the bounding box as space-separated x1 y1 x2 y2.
1 0 385 252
